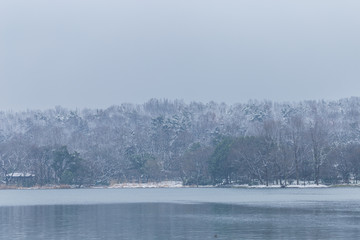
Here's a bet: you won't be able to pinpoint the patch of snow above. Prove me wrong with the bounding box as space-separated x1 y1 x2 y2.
231 184 328 188
108 181 183 188
284 184 328 188
5 173 35 177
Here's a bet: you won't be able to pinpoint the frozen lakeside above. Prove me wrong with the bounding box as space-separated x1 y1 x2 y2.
5 181 360 190
108 181 183 189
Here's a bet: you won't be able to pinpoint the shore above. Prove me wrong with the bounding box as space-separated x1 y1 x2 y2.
2 181 360 190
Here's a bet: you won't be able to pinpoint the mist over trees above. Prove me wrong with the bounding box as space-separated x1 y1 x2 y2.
1 97 360 186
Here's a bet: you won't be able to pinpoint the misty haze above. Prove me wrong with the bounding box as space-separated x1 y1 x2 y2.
1 0 360 239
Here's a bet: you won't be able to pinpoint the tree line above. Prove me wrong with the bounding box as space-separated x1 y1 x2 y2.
1 98 360 186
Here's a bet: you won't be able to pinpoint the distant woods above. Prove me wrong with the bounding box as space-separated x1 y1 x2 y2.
1 98 360 186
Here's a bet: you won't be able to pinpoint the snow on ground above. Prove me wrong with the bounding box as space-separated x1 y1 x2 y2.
231 184 328 188
5 182 359 190
285 184 328 188
108 182 329 189
108 181 183 188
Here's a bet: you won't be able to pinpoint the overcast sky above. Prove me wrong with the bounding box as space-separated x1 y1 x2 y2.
1 0 360 110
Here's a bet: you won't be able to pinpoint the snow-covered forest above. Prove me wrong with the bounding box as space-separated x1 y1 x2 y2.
1 97 360 186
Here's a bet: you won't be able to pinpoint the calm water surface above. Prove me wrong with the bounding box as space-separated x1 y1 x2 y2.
1 188 360 239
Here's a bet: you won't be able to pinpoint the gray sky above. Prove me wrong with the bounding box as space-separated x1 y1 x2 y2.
1 0 360 110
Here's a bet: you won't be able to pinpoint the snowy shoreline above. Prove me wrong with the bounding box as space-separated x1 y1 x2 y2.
2 181 360 190
107 182 331 189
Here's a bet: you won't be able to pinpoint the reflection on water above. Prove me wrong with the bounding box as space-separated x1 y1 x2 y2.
1 201 360 239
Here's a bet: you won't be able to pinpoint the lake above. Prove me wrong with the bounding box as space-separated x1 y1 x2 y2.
1 188 360 239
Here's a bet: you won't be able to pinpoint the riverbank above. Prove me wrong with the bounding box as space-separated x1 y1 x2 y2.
2 181 360 190
229 184 329 188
